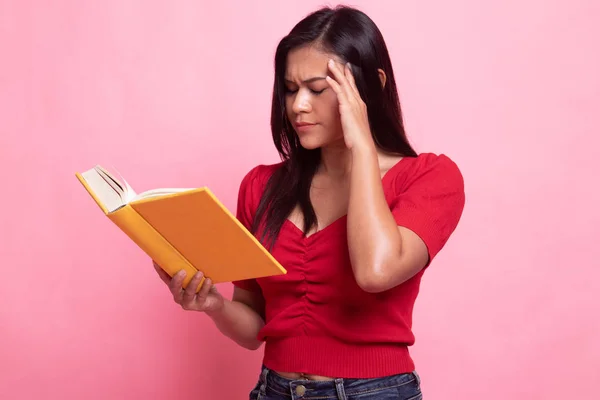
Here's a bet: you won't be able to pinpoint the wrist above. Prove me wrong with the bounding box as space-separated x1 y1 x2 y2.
205 299 227 319
350 137 377 158
351 141 378 164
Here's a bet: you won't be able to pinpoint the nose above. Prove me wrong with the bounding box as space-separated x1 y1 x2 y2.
291 89 312 114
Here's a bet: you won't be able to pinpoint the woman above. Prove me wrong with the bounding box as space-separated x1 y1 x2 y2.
153 5 465 399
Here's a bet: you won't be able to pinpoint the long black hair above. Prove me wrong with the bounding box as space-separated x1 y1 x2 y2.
252 5 417 247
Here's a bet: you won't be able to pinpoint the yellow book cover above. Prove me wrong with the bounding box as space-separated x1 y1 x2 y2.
75 165 286 290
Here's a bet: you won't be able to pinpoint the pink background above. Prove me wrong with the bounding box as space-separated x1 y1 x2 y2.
1 1 599 398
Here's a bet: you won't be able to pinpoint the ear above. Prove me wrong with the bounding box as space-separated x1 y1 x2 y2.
378 68 387 89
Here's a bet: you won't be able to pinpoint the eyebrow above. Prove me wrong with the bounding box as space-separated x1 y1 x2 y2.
284 77 327 84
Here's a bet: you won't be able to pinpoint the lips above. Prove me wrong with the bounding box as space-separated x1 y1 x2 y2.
294 122 316 133
295 122 316 127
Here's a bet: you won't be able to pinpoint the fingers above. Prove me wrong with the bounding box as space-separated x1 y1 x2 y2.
326 59 357 103
169 270 186 303
152 261 213 311
195 276 214 304
325 73 343 99
152 261 172 284
326 59 344 99
181 271 204 308
344 63 361 97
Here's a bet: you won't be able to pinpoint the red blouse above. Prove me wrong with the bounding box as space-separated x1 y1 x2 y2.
233 153 465 378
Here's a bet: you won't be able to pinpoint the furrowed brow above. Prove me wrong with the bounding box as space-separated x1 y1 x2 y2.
284 76 327 84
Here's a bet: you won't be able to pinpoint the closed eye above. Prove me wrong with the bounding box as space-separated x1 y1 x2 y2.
284 88 326 95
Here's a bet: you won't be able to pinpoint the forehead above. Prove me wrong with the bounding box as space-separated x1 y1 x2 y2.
285 45 340 80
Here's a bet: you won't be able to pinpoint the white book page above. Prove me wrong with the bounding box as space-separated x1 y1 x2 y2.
86 164 194 204
109 165 137 203
80 168 125 213
133 188 193 201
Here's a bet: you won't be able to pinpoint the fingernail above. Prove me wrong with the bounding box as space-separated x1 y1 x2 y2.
329 59 334 67
176 270 186 277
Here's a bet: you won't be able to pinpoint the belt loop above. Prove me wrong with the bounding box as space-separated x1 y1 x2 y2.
413 370 421 387
259 366 269 396
334 378 347 400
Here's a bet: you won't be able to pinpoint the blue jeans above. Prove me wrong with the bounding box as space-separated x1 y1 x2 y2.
249 365 422 399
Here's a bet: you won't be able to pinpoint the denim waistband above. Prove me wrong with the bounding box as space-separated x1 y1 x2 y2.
253 365 421 399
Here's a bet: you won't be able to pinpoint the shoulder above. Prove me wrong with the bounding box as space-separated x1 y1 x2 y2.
236 161 286 227
237 161 286 201
389 153 464 194
239 161 285 188
387 153 465 260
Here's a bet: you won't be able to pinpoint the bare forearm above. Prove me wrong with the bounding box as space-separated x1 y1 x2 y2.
348 146 403 291
206 299 264 350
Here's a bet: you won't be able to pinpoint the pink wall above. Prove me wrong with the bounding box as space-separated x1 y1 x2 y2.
1 1 598 398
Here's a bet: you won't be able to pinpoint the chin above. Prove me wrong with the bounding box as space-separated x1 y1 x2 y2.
298 136 346 152
297 134 326 150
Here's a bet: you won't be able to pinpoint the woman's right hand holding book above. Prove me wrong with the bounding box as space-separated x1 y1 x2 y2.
152 261 225 314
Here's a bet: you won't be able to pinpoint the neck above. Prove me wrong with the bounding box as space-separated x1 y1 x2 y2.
318 141 353 179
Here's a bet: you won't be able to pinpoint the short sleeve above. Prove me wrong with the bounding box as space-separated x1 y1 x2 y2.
391 154 465 262
232 165 264 292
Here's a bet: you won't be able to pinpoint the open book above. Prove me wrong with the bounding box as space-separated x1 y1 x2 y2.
79 165 193 212
76 165 286 290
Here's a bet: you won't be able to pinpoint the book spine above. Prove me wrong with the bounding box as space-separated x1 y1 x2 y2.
108 204 201 291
